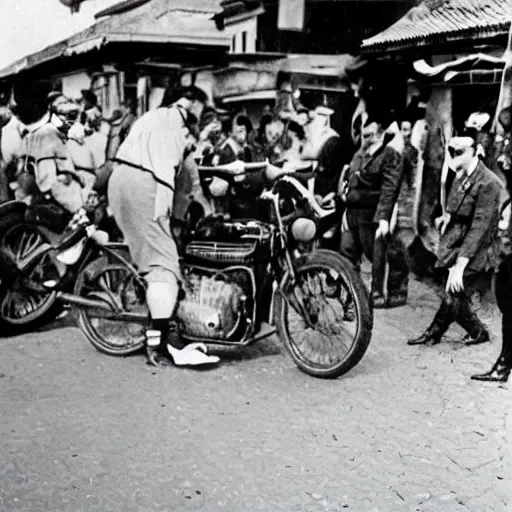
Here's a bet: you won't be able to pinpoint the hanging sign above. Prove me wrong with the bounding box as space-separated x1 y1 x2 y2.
278 0 305 32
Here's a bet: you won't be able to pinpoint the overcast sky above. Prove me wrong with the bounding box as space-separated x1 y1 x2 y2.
0 0 121 69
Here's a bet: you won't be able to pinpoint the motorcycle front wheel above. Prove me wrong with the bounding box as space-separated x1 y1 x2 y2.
275 249 373 379
74 261 147 356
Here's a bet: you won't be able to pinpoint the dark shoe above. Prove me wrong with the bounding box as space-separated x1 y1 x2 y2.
471 357 512 382
145 329 172 367
454 296 489 346
407 300 454 346
407 329 442 346
463 329 490 346
386 294 407 308
146 345 173 367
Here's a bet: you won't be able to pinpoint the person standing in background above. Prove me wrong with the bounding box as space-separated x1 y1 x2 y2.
339 112 404 306
395 120 419 248
104 102 136 162
370 113 410 307
80 89 108 170
408 133 502 347
218 114 254 165
0 105 13 203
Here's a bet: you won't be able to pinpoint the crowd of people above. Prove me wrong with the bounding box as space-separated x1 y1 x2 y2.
0 77 511 381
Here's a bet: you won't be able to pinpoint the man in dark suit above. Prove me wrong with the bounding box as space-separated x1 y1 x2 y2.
408 133 502 347
340 114 404 305
471 107 512 382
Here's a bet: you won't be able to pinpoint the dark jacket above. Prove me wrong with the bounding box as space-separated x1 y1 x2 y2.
345 138 403 223
218 138 253 165
314 135 350 198
437 160 503 271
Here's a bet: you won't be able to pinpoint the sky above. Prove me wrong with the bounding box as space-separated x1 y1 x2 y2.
0 0 121 69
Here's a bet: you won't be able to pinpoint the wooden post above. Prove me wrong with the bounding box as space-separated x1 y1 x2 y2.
493 22 512 135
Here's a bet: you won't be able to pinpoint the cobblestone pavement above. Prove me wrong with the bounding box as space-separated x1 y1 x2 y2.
1 277 511 512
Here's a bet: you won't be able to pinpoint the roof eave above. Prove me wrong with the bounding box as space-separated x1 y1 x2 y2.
107 33 230 46
0 34 230 80
361 25 511 55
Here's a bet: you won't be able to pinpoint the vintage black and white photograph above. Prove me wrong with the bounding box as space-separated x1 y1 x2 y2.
1 0 512 510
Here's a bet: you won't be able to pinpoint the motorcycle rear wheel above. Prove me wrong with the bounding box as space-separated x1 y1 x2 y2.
275 249 373 379
0 223 62 336
74 262 147 356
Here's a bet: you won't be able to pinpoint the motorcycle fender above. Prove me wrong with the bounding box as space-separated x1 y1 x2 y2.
0 200 28 231
277 249 344 292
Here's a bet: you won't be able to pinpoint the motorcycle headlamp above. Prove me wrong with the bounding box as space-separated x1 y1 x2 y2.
291 217 317 243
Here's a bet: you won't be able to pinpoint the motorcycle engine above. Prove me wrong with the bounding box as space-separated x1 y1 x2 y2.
176 265 255 340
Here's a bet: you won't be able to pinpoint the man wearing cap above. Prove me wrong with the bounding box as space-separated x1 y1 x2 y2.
408 132 502 347
108 85 220 367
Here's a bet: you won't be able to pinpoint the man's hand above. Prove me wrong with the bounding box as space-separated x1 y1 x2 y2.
446 257 469 294
320 192 336 209
375 219 390 239
435 213 451 235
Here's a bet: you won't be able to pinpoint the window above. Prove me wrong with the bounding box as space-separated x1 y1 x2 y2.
242 31 247 53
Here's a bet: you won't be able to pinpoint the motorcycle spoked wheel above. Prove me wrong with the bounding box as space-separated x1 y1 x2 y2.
74 262 147 356
0 223 62 335
275 250 373 379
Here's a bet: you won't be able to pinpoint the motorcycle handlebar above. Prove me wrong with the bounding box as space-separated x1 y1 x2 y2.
197 162 336 218
197 163 267 183
270 176 335 219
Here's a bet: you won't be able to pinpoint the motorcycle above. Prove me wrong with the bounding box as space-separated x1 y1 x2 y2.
0 164 372 378
0 194 120 334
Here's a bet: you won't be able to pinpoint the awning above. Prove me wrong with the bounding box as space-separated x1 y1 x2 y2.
412 52 506 83
64 36 106 56
444 69 503 84
212 67 279 99
280 54 360 77
222 90 276 103
213 53 364 99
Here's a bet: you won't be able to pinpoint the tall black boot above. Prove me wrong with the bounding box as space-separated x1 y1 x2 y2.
453 294 490 346
407 299 453 346
471 352 512 382
471 321 512 382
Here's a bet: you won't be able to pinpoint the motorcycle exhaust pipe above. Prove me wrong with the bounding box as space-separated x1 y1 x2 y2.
56 292 113 311
56 292 147 324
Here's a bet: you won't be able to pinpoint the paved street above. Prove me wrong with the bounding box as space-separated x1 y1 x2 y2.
1 277 512 512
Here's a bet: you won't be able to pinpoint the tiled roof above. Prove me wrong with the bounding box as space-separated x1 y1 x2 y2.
0 0 229 79
362 0 512 53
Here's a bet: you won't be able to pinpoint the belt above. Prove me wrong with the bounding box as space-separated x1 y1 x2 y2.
113 158 174 192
